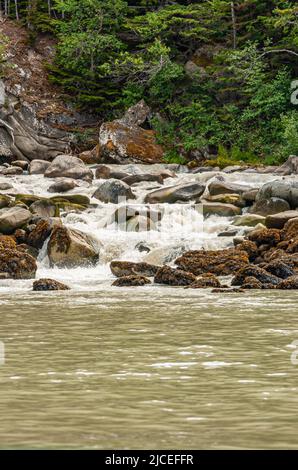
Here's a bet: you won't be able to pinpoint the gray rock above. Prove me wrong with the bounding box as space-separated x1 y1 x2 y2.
45 155 93 181
0 207 32 234
0 182 13 190
256 181 298 209
30 199 58 218
29 160 51 175
275 155 298 176
144 182 205 204
249 197 290 216
0 166 23 176
93 179 136 204
208 181 252 196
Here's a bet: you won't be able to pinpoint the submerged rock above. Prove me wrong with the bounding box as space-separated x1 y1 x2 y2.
154 265 196 286
0 207 32 234
144 183 205 204
110 261 159 277
33 278 70 291
175 248 249 276
112 275 151 287
47 226 99 268
45 155 93 181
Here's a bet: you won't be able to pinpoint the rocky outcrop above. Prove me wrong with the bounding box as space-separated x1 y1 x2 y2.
144 183 205 204
154 265 196 286
0 80 71 162
33 278 70 291
93 179 136 203
112 275 151 287
175 248 249 276
0 207 32 234
47 226 99 268
99 101 164 164
44 155 93 181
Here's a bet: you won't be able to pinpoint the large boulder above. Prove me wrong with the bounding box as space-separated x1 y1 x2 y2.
208 181 252 196
249 197 290 217
47 226 99 267
277 276 298 289
256 181 298 209
282 218 298 241
29 160 51 175
27 218 62 249
0 207 32 234
95 165 129 180
0 247 37 279
44 155 93 181
99 100 164 164
175 248 249 276
93 179 136 203
265 211 298 229
30 199 58 218
144 183 205 204
275 156 298 176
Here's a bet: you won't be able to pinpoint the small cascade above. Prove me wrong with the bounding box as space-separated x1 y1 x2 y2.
1 163 292 290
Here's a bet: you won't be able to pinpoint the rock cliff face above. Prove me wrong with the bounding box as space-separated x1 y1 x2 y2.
0 80 70 161
0 19 96 162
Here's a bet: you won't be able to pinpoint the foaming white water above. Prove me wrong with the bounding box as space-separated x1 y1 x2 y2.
0 165 293 290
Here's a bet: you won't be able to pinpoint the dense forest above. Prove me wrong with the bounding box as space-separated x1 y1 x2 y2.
0 0 298 165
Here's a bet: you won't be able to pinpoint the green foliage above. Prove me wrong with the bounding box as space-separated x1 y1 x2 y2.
2 0 298 162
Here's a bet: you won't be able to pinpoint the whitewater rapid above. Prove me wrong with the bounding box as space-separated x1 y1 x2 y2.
0 164 294 292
